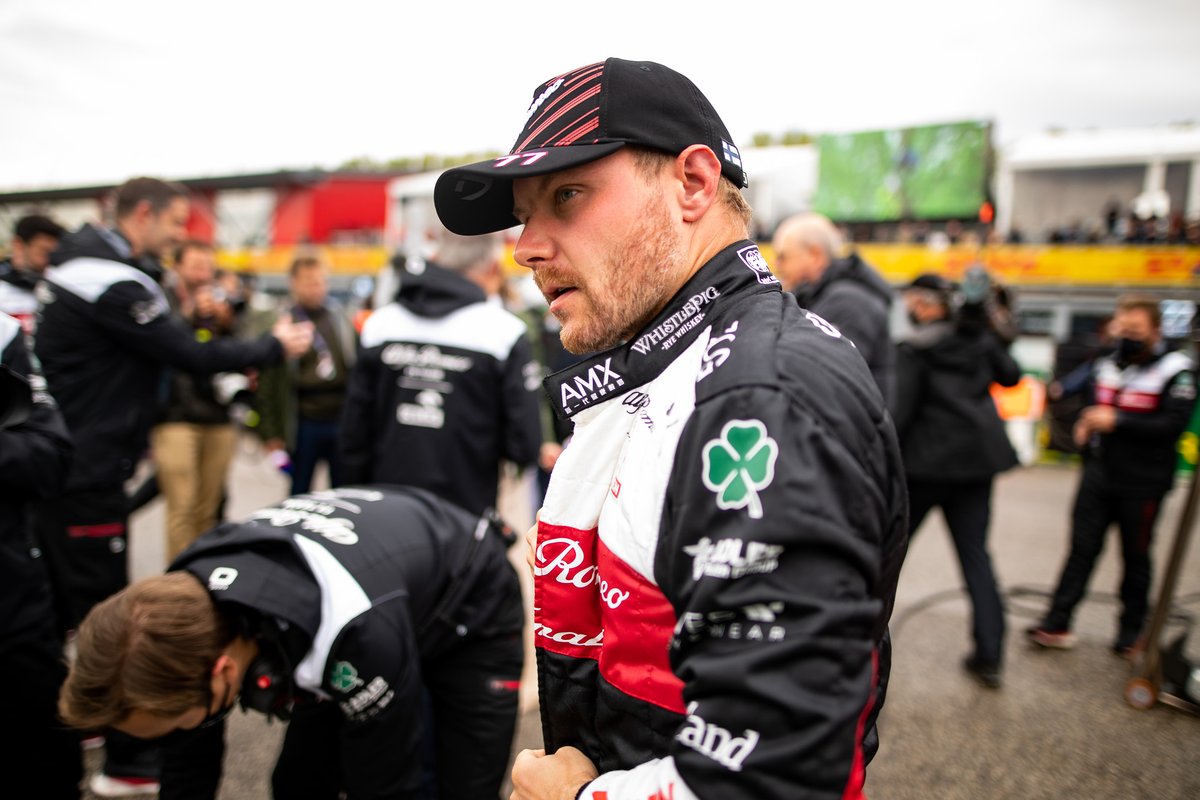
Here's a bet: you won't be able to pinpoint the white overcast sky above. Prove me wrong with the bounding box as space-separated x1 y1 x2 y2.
1 0 1197 190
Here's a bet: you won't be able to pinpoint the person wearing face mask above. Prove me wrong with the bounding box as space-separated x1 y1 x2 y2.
893 272 1022 688
1028 294 1196 656
58 486 525 800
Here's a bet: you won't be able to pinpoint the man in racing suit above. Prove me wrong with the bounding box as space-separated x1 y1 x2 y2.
58 486 524 800
435 58 908 800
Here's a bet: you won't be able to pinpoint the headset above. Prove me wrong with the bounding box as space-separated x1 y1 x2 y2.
236 615 297 721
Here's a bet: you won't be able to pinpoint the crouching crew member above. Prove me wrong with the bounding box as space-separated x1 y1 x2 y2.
59 486 525 800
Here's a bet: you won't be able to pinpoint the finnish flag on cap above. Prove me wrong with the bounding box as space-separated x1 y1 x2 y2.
722 139 742 170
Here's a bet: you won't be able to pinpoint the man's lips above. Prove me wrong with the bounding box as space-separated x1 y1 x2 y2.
547 287 577 314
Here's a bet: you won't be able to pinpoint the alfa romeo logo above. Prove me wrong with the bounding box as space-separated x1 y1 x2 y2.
329 660 364 693
701 419 778 519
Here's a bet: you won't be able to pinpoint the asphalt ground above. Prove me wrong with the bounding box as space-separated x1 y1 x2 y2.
75 442 1200 799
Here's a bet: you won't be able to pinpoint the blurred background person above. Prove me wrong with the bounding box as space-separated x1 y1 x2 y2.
772 212 895 405
0 311 80 799
256 253 356 495
893 272 1022 688
0 213 66 335
1028 294 1196 655
151 240 242 560
340 229 541 517
33 176 312 796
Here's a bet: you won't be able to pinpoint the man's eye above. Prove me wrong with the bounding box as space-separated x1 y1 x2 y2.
555 187 578 206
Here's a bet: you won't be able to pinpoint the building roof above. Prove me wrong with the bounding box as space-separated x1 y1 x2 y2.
0 169 410 204
1003 124 1200 170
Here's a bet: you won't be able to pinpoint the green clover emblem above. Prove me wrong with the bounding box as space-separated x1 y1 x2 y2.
701 419 778 519
329 660 363 693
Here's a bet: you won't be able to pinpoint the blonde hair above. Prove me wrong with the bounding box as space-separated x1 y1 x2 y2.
630 147 752 232
59 572 231 729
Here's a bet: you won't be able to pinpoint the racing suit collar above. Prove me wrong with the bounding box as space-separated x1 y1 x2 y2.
544 239 779 421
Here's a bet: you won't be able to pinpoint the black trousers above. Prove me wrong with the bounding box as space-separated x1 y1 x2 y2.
908 478 1007 666
33 487 129 635
0 628 83 799
1043 465 1163 639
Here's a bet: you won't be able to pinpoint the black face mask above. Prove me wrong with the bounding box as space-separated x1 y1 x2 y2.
1116 337 1149 365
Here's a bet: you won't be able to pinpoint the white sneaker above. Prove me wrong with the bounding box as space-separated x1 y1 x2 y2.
89 772 161 797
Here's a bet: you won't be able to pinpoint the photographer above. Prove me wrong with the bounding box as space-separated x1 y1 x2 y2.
153 240 244 560
893 271 1021 688
0 311 80 798
59 486 524 800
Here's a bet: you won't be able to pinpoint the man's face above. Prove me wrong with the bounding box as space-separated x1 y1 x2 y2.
176 247 216 291
291 264 328 310
512 150 686 354
1113 308 1159 345
770 238 825 290
142 197 190 259
112 670 234 740
12 233 60 273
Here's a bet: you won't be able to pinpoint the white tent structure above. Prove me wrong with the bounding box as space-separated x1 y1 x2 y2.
995 124 1200 240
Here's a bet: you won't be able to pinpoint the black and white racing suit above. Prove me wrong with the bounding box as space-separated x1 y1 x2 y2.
533 241 908 799
163 486 525 800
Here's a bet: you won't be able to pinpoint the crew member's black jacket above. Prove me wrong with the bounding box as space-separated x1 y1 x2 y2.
893 320 1021 481
340 260 541 515
164 486 524 800
0 312 72 644
1078 345 1196 497
35 225 283 491
0 264 40 334
793 252 896 405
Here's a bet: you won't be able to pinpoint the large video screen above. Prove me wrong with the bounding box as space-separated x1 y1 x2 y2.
813 121 991 222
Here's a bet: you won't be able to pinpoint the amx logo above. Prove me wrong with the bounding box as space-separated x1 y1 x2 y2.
559 358 624 412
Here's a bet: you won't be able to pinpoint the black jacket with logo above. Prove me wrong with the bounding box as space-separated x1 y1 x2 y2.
1080 346 1195 496
894 320 1021 482
164 486 523 800
339 260 542 515
35 225 282 491
793 252 895 406
0 312 72 645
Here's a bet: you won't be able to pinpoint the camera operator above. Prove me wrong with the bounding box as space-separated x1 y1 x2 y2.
893 271 1022 688
0 311 80 798
153 241 244 560
59 486 524 800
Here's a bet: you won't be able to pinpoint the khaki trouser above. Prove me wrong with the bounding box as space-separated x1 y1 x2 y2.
151 422 237 561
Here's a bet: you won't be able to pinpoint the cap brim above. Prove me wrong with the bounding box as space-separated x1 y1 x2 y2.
434 142 626 235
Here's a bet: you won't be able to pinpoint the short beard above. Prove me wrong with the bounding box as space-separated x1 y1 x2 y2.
559 198 685 354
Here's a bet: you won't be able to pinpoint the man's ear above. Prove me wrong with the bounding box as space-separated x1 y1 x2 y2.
675 145 722 224
212 651 239 685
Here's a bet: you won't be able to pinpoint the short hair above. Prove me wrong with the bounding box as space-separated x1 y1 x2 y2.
630 147 753 232
59 572 231 730
114 177 189 220
289 253 327 278
14 213 66 243
1115 293 1162 329
434 228 503 274
774 213 844 263
173 239 214 266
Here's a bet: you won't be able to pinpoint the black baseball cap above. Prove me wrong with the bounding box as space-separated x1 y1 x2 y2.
905 273 953 294
434 58 748 236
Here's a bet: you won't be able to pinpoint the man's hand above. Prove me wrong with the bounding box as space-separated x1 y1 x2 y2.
271 314 314 359
539 442 563 472
525 514 539 573
1074 404 1118 446
510 747 598 800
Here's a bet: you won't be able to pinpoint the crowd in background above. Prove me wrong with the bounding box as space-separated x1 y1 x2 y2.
1 182 1196 798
